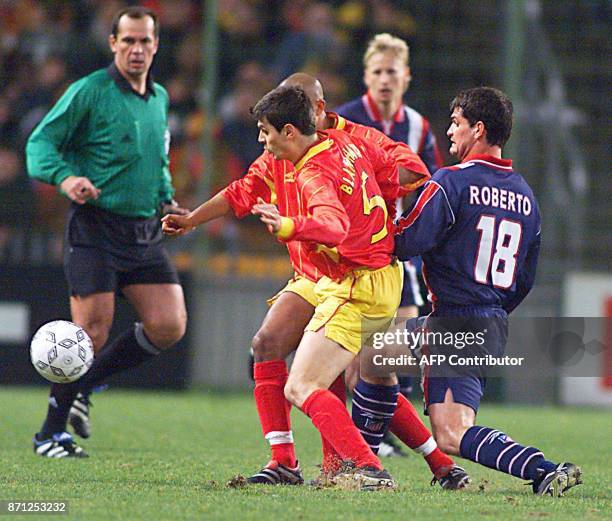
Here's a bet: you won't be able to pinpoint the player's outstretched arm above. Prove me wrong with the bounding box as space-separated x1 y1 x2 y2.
162 191 230 236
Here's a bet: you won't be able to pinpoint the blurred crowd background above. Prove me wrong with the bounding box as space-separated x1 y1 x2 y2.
0 0 609 276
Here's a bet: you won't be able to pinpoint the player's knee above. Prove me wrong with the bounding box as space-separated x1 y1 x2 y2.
283 379 312 409
252 329 285 362
144 315 186 350
81 322 110 352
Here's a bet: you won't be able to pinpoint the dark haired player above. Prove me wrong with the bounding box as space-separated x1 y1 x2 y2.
27 6 187 457
394 86 582 496
169 85 402 489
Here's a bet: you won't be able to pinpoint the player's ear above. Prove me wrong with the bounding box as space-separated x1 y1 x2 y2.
108 34 117 53
316 99 326 116
282 124 295 139
473 121 486 140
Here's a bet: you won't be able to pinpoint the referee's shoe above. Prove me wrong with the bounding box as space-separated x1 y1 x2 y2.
33 432 88 458
69 393 92 439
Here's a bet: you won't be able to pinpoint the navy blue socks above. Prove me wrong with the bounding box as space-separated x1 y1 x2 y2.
351 380 399 454
460 426 557 480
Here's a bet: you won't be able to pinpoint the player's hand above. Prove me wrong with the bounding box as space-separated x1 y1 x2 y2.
161 213 196 236
251 197 281 233
60 176 101 204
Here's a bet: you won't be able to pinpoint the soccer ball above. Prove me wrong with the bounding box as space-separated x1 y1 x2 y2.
30 320 94 383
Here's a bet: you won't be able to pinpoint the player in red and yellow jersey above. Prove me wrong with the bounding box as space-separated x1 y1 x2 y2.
222 73 429 283
163 74 462 488
245 85 401 488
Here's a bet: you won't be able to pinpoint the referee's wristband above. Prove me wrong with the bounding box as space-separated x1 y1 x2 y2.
275 217 295 240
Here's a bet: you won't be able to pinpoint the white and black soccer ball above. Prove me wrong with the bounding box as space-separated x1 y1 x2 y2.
30 320 94 383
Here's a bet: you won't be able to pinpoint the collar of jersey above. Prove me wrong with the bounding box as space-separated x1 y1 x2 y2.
107 62 155 100
364 91 405 123
461 154 513 170
326 112 347 131
294 135 333 172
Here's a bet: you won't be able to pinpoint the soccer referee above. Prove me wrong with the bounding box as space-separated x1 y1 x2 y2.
26 6 188 458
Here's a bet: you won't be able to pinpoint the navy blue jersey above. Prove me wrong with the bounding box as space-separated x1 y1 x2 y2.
394 155 541 314
335 93 443 175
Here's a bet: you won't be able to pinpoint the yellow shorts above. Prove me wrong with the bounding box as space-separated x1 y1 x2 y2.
305 261 403 354
267 275 318 308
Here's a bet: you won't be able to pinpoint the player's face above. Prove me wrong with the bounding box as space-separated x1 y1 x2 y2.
447 108 478 161
110 15 158 79
364 52 410 105
257 118 289 160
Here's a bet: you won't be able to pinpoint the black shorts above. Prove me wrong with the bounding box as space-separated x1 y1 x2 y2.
63 203 179 297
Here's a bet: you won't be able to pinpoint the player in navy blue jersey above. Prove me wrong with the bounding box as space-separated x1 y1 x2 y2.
394 86 582 496
335 33 442 175
337 32 443 458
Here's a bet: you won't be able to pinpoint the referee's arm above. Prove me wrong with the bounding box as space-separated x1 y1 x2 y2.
26 79 91 187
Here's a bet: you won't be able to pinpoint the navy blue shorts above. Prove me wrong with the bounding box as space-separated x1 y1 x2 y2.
400 258 425 307
415 306 508 414
63 203 179 297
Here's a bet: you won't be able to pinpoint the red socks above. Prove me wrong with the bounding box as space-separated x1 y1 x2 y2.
320 375 345 473
253 360 296 468
302 389 381 470
389 394 454 477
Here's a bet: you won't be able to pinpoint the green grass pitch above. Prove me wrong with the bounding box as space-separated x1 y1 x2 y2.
1 387 610 520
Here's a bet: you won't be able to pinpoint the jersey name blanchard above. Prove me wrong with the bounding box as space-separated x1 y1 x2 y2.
468 185 533 216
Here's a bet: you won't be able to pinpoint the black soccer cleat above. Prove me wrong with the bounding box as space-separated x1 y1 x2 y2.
247 460 304 485
69 392 92 439
33 431 88 458
332 465 397 490
531 462 583 497
377 433 407 458
431 465 471 490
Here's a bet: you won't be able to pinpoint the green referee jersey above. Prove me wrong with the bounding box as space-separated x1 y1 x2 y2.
26 64 175 218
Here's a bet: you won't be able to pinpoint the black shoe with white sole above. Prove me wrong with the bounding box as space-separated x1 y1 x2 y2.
531 462 582 497
430 465 471 490
247 460 304 485
33 432 88 458
69 392 91 439
332 465 397 490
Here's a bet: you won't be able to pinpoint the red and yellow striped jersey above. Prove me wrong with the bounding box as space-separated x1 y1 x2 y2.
278 128 398 280
222 112 427 281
